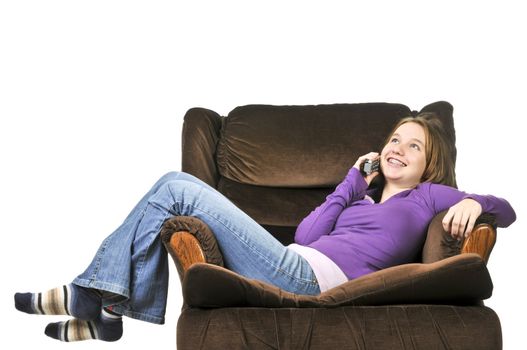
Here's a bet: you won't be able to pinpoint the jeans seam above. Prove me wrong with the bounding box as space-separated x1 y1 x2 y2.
133 210 171 288
90 237 111 279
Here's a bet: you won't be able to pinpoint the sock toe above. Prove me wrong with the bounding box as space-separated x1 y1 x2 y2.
14 293 33 314
100 319 123 342
44 322 60 340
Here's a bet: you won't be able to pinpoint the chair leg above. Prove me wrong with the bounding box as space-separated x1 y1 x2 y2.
461 224 496 264
167 231 206 277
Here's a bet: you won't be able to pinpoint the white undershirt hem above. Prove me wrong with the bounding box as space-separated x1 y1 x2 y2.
288 243 348 292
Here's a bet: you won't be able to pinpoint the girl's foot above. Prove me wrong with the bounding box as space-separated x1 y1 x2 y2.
14 283 101 320
45 307 123 342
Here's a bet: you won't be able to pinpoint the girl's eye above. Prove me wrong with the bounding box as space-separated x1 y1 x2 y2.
410 143 421 151
390 138 399 144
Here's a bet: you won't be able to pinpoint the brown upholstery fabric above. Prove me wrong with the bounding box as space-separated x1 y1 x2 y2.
181 108 223 188
183 254 492 308
177 305 501 350
217 176 330 228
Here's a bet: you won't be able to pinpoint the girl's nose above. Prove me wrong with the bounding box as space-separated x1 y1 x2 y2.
391 144 403 155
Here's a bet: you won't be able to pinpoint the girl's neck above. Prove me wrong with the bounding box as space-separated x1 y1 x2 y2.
380 181 417 203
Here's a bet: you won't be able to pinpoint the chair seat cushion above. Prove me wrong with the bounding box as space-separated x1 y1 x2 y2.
182 253 492 308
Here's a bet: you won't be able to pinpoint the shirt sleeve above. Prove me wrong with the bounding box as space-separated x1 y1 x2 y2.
294 167 368 245
427 183 516 228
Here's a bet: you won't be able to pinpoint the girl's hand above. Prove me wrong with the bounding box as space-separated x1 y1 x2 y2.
442 198 483 240
353 152 380 185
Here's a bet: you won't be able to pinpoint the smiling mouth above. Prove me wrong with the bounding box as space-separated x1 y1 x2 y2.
387 157 407 167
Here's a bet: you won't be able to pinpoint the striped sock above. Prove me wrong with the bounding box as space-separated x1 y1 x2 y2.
14 284 101 320
44 307 123 342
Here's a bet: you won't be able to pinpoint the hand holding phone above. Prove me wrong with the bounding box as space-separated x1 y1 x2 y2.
353 152 380 184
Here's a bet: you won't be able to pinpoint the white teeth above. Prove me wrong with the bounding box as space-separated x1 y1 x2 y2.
388 158 406 166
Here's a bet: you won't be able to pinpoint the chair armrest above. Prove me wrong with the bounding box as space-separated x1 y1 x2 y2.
461 218 496 263
160 216 224 282
422 211 497 264
422 210 462 263
182 253 493 309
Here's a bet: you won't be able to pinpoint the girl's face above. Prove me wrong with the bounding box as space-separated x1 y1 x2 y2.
380 122 427 188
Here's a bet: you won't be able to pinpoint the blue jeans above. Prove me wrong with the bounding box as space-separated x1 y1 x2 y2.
73 171 320 324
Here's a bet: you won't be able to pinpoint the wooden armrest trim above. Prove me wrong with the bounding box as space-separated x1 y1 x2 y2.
169 231 206 274
461 223 496 264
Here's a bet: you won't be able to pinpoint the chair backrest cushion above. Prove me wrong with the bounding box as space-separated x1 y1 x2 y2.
217 103 412 187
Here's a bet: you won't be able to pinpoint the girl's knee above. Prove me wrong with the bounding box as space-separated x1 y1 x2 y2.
151 172 185 193
159 171 182 183
156 171 196 186
153 172 214 199
155 179 206 208
159 171 201 184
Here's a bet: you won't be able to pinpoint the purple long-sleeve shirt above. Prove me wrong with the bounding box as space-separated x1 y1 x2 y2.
294 167 516 280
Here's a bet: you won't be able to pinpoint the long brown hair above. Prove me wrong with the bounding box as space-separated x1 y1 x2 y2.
383 112 457 188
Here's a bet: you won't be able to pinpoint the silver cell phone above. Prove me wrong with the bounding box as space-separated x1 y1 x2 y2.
360 158 380 176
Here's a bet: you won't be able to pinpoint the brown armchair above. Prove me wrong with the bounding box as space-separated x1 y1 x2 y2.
160 102 501 349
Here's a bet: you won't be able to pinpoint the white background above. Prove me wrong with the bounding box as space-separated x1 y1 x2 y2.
1 1 525 349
